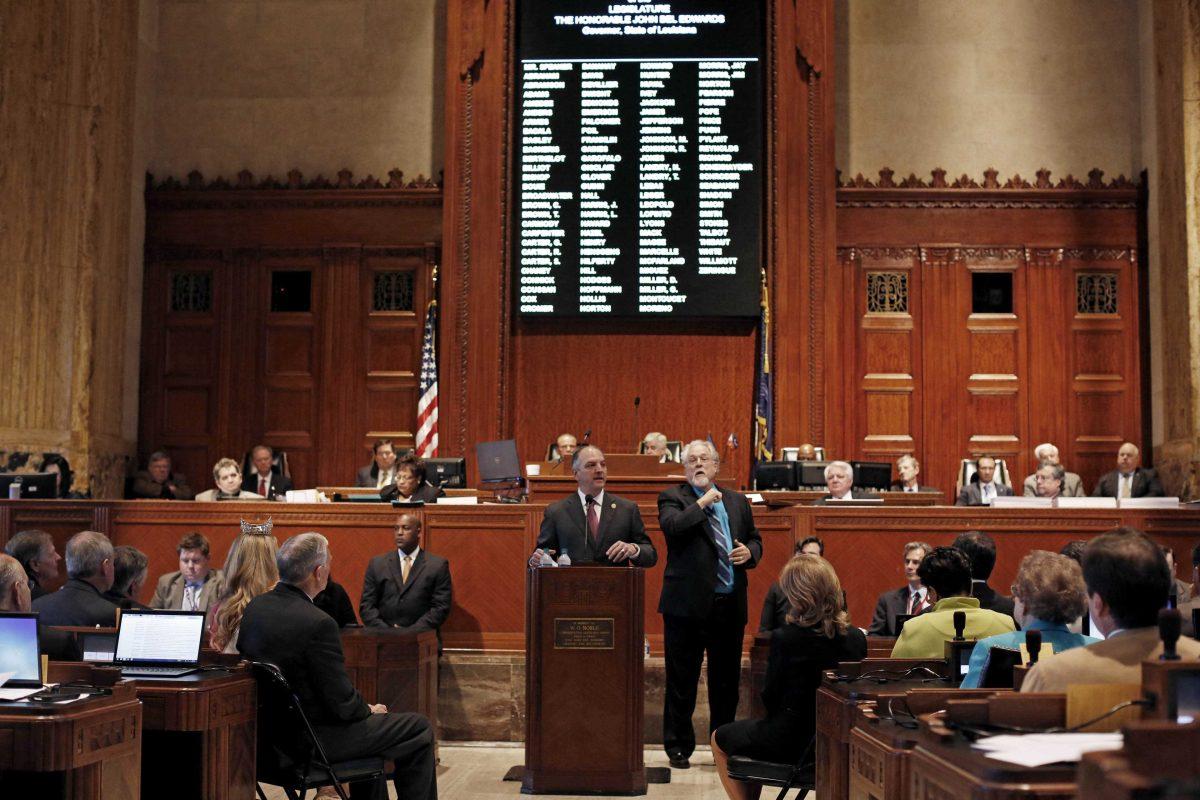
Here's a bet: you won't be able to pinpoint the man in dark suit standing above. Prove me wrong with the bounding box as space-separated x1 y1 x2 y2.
360 514 452 640
239 532 437 800
243 444 293 500
1092 442 1166 498
951 530 1016 618
529 445 657 568
658 439 762 770
31 530 120 627
867 541 933 635
956 454 1014 505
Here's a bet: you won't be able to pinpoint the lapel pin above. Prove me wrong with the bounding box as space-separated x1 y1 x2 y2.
610 502 616 509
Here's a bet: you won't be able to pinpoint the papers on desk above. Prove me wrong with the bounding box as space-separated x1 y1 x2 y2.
971 732 1123 767
0 687 41 700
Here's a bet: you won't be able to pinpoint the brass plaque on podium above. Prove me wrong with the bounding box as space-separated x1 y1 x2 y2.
553 618 615 649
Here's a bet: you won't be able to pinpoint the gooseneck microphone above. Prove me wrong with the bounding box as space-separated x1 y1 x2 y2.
1159 608 1182 661
952 611 966 641
632 396 641 451
581 429 591 447
1025 629 1042 665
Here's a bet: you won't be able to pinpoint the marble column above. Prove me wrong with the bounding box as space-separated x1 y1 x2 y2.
0 1 142 496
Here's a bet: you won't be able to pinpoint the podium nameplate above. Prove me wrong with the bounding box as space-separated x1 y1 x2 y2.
554 618 615 649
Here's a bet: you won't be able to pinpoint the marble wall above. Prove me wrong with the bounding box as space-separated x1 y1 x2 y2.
834 0 1142 180
151 0 445 181
0 0 144 496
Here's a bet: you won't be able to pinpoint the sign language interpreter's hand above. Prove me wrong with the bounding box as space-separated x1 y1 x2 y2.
698 487 723 508
728 540 752 566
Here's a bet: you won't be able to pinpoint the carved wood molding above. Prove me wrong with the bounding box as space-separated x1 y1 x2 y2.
837 167 1138 209
836 246 1136 265
146 169 443 210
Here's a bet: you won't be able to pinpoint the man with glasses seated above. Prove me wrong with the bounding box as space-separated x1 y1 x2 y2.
657 440 762 770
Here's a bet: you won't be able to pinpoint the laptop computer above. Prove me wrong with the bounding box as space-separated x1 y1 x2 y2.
476 439 522 483
113 610 206 677
0 612 43 694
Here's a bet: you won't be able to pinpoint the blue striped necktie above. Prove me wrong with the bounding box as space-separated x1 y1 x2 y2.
704 507 734 588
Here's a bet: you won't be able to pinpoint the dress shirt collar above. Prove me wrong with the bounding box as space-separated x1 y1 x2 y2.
398 545 421 562
578 488 605 508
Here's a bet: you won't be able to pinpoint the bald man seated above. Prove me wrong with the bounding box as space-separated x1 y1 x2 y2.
1022 443 1085 497
1092 442 1165 498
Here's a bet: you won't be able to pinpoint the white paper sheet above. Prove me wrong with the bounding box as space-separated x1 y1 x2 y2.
971 732 1123 767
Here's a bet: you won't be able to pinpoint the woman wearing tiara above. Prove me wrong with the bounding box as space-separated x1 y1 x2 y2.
210 519 279 653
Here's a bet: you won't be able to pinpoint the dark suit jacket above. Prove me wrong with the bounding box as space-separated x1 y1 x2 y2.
130 470 195 500
536 492 657 567
359 550 452 638
314 579 359 627
1092 468 1166 498
242 470 293 500
657 483 762 624
102 589 152 611
813 489 878 505
381 482 445 504
888 482 939 493
31 578 119 627
867 585 931 635
238 582 370 727
955 482 1014 506
972 581 1016 618
758 581 789 633
355 464 387 488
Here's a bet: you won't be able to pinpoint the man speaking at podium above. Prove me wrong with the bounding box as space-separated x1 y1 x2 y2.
658 439 762 770
528 445 657 568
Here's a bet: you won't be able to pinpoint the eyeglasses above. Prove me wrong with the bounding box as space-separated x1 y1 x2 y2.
684 455 715 466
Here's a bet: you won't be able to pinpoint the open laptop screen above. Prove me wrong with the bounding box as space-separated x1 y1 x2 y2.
0 612 41 685
115 611 205 665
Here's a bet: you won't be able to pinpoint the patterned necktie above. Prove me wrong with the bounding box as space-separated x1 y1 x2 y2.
705 507 734 588
1121 475 1132 498
259 476 268 496
183 584 198 611
585 495 600 546
907 589 921 614
402 554 412 584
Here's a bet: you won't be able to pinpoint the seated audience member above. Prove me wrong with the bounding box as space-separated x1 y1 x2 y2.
41 453 80 498
360 514 452 640
530 445 657 568
315 574 359 627
1033 464 1066 499
796 443 818 460
1060 539 1091 633
643 431 674 462
104 545 152 610
1092 442 1165 498
1181 543 1200 638
712 556 866 799
1022 528 1200 692
759 538 826 633
1022 443 1084 497
549 432 578 464
813 461 874 503
31 531 120 627
868 541 933 636
210 521 279 653
131 450 195 499
961 551 1098 688
0 553 78 660
1163 546 1192 603
890 455 937 493
4 528 61 600
891 547 1015 658
953 530 1016 617
238 532 437 800
356 438 398 489
151 532 225 612
381 454 446 503
243 444 293 500
956 455 1013 506
195 457 264 501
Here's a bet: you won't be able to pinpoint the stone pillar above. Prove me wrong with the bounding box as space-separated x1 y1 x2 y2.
0 1 143 497
1144 1 1200 498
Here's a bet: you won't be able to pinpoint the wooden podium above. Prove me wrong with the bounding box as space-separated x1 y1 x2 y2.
524 565 647 795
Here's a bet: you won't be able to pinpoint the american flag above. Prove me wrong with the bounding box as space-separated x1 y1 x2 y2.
415 300 439 458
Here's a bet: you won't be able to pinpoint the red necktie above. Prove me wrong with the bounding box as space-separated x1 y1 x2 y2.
259 476 268 496
586 495 599 545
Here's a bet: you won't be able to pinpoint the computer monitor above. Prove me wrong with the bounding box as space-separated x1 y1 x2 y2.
1168 669 1200 724
0 612 42 687
851 461 893 491
753 462 796 491
476 439 522 483
0 472 58 499
424 457 467 488
797 461 829 488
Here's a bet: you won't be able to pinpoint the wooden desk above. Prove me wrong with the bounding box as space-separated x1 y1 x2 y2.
134 667 257 800
341 628 439 732
758 490 946 507
0 681 141 799
1077 719 1200 800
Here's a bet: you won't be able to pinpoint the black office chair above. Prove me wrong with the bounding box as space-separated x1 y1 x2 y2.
724 737 815 800
250 661 390 800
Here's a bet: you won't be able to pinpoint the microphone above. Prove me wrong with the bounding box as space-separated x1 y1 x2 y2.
632 396 641 451
1159 608 1182 661
952 611 966 641
1168 588 1178 610
581 429 591 446
1025 629 1042 665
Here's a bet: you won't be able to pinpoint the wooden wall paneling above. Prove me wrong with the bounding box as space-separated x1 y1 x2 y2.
1024 247 1073 485
316 246 364 487
918 246 966 493
1066 248 1141 490
851 248 921 464
962 248 1027 487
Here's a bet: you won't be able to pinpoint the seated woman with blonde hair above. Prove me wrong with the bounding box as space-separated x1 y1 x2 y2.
209 524 279 653
712 555 866 800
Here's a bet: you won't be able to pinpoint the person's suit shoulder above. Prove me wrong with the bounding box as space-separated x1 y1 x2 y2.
156 570 182 589
420 551 450 571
